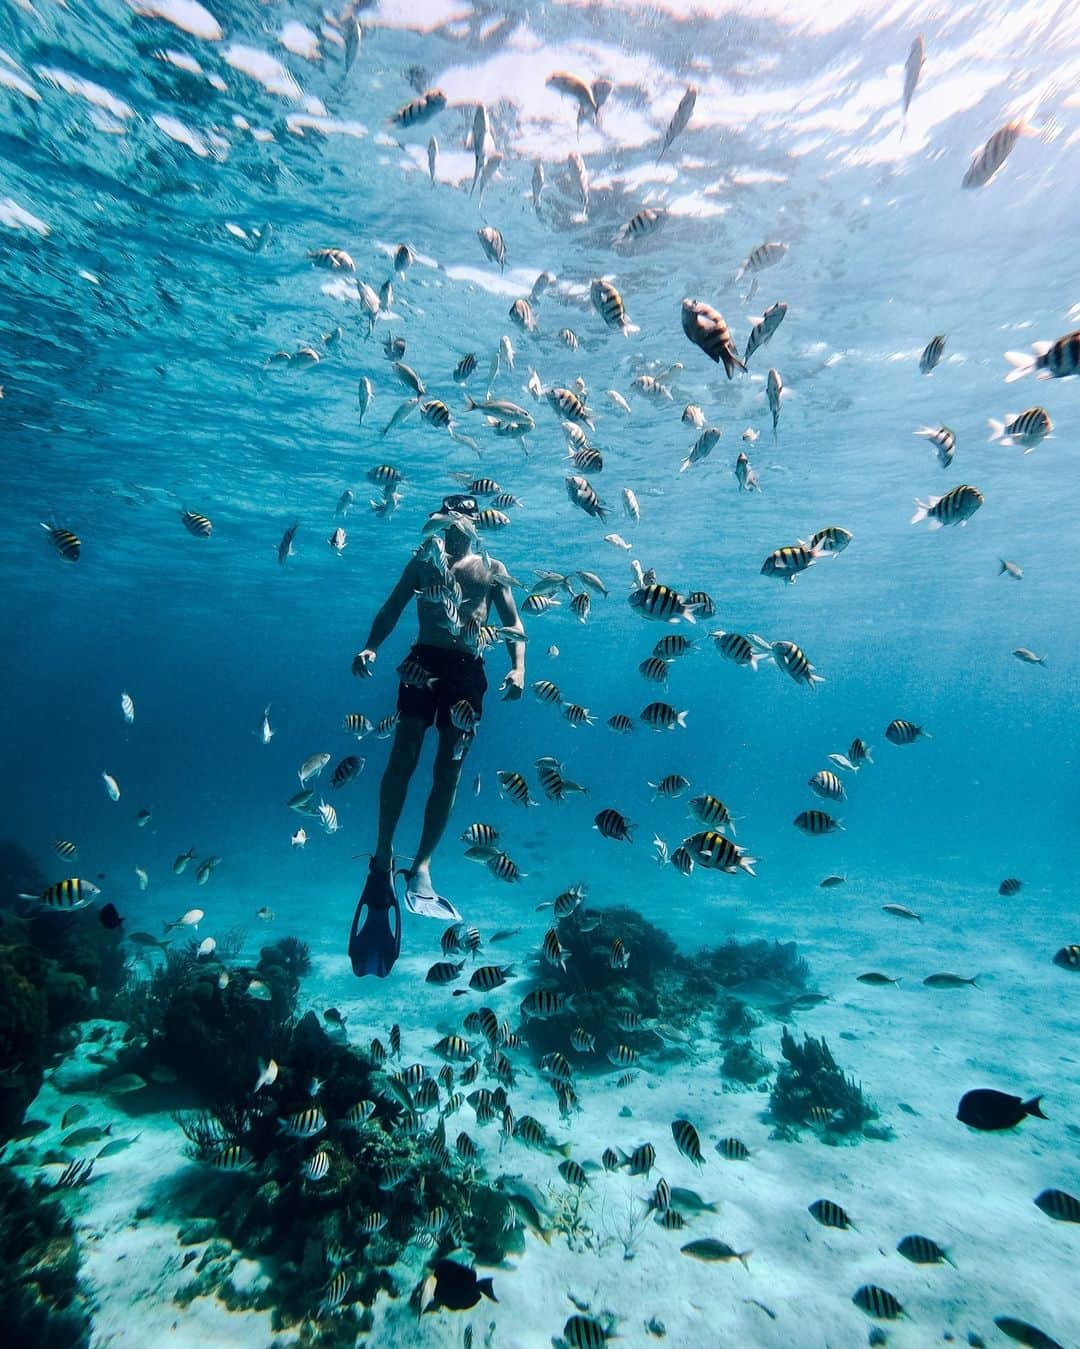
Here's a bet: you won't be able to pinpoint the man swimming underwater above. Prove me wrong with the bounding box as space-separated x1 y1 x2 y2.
348 494 525 977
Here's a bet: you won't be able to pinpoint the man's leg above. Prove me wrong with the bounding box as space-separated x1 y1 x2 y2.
373 717 425 870
409 724 465 888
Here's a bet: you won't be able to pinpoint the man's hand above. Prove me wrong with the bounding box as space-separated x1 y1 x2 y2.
499 669 525 701
352 649 377 678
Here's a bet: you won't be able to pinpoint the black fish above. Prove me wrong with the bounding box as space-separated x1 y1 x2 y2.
430 1258 497 1311
994 1316 1065 1349
98 903 124 930
957 1088 1046 1132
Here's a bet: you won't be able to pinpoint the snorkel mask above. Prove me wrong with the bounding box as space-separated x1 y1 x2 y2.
440 493 479 519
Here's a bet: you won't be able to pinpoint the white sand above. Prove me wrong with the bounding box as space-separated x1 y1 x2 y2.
15 875 1078 1349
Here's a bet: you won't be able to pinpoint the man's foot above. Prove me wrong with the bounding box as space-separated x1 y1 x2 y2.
398 863 462 922
348 861 402 978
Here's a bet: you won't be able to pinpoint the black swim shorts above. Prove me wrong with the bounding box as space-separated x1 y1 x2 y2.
396 643 488 730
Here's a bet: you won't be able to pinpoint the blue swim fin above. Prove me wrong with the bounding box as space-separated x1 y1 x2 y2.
349 862 401 978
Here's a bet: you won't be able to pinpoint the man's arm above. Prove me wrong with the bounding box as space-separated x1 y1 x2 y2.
490 563 525 700
351 557 418 676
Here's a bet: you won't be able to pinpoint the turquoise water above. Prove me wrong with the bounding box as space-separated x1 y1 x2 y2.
2 1 1079 1346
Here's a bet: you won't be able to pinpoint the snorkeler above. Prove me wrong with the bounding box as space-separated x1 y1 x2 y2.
348 494 525 978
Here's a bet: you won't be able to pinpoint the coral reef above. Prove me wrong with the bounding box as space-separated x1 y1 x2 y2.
117 938 310 1104
261 936 311 979
520 904 809 1089
118 940 521 1340
1 841 126 1140
768 1029 881 1140
520 903 692 1063
721 1039 771 1086
688 938 810 998
0 1162 92 1348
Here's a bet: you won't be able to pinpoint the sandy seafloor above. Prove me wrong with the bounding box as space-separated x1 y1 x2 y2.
15 874 1079 1349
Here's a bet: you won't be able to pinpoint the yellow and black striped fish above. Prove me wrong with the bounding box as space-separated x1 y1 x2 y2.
612 206 668 247
22 877 99 911
809 1198 853 1229
461 821 498 847
961 120 1026 189
1034 1188 1080 1223
1005 329 1080 382
999 877 1022 896
589 278 636 335
736 241 788 278
852 1285 903 1319
653 634 692 659
808 525 853 553
760 543 824 582
317 1269 351 1317
913 424 956 468
343 713 372 738
434 1034 471 1062
649 1177 671 1213
910 483 983 527
52 839 78 860
568 446 603 473
744 301 788 365
558 1158 589 1188
486 850 523 882
181 509 212 538
685 589 714 617
620 1141 655 1175
849 737 873 765
469 963 514 992
885 718 928 745
519 988 570 1018
712 630 768 670
41 523 81 561
638 656 670 684
496 770 535 806
640 701 688 731
628 583 696 623
772 640 824 688
987 406 1052 450
671 1118 704 1166
547 386 592 427
542 928 570 971
541 1050 574 1084
794 809 843 835
808 770 846 802
532 678 563 705
683 830 756 876
594 808 633 841
278 1107 326 1138
688 794 735 830
682 299 748 378
390 88 447 128
210 1143 253 1171
509 298 536 333
475 508 510 531
896 1233 951 1264
607 1043 638 1067
717 1136 750 1160
919 334 946 373
607 713 635 734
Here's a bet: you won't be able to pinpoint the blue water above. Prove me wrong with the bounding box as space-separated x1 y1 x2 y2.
2 1 1079 1345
